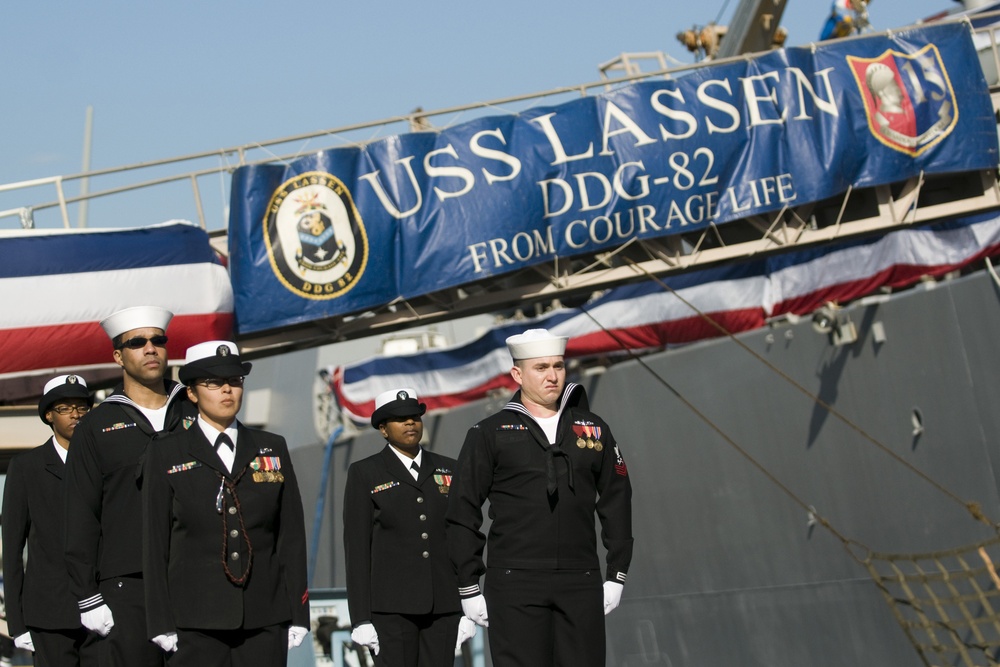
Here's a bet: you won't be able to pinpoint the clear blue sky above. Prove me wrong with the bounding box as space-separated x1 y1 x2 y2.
1 0 961 231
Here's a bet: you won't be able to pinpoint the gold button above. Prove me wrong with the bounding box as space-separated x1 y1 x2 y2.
230 529 239 538
228 507 237 515
230 552 240 560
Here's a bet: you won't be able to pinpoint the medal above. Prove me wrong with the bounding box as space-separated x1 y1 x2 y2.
586 439 595 449
576 437 587 448
590 426 604 452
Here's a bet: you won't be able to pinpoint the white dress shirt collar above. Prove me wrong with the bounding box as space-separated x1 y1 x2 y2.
196 417 239 473
51 436 68 463
389 445 422 480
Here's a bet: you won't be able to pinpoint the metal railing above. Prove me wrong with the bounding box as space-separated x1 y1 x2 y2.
4 11 998 236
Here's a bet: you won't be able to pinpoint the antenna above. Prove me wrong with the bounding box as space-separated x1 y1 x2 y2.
79 105 94 228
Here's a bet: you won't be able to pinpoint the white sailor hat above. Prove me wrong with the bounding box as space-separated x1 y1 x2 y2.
38 374 92 423
505 328 568 361
370 387 426 429
100 306 173 340
178 340 252 385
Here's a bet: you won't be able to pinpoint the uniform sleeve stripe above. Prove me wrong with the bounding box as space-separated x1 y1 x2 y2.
458 584 481 597
78 594 105 611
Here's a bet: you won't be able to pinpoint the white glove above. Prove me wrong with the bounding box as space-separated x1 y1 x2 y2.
461 594 489 627
13 632 34 652
455 616 477 649
151 633 178 652
288 625 308 648
80 604 115 636
351 622 380 656
603 581 624 615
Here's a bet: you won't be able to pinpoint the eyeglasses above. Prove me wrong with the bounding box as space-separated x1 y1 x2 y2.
196 377 245 389
51 404 91 416
116 335 168 350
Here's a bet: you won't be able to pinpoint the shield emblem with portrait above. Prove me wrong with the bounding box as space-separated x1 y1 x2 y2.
848 44 958 156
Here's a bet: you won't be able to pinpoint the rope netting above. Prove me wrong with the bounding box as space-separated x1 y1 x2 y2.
861 536 1000 666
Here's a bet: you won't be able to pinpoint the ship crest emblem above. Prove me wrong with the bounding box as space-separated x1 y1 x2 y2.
848 44 957 157
264 171 368 300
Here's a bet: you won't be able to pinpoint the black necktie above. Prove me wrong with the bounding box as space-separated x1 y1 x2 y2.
216 432 234 452
410 461 420 474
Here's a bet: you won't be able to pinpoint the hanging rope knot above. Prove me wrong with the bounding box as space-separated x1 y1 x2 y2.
965 501 990 526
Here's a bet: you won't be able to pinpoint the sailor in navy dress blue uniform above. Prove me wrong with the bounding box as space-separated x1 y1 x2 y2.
142 341 310 666
64 305 196 667
2 375 98 666
446 329 634 667
343 388 476 666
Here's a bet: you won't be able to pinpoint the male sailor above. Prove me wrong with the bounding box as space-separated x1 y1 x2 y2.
64 306 196 666
446 328 634 666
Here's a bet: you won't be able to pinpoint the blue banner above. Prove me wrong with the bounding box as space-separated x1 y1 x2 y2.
229 22 998 334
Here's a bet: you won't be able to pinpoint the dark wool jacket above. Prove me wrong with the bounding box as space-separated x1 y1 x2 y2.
445 383 633 598
344 446 462 623
142 422 309 634
2 440 81 634
64 381 195 608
